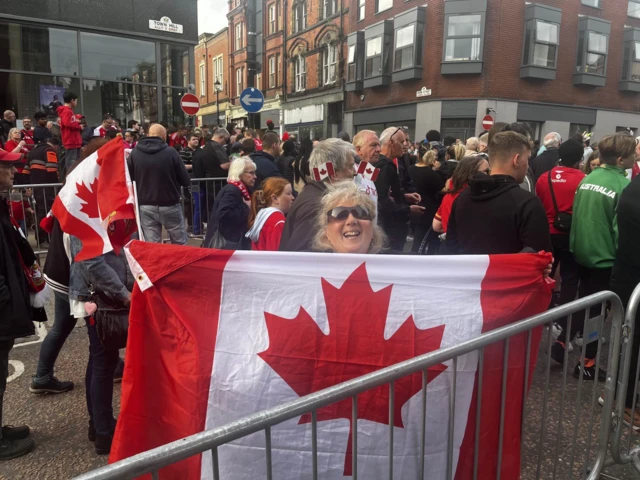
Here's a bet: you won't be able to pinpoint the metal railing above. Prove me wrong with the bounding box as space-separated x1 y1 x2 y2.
7 178 228 255
74 291 625 480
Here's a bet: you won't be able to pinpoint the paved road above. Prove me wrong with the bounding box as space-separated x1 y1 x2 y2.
1 300 639 479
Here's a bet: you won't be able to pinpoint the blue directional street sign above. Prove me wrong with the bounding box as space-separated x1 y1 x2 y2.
240 88 265 113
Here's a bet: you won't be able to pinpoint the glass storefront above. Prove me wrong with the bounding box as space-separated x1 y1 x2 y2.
0 20 192 127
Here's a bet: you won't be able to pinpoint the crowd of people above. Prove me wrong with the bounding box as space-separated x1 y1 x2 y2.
2 92 640 461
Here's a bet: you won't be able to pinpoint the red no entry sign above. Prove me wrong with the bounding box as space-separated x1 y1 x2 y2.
181 93 200 116
482 115 494 131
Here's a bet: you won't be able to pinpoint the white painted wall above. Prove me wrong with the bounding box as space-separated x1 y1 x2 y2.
416 101 442 140
592 110 640 141
475 100 518 133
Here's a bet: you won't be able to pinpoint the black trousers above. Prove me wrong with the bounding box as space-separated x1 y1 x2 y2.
0 339 15 437
557 265 612 360
550 234 580 307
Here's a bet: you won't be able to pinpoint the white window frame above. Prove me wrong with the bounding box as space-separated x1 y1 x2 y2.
376 0 392 14
581 0 600 7
269 4 277 34
394 24 415 71
358 0 365 21
295 55 306 92
365 36 382 78
630 0 640 19
444 14 483 62
269 56 276 88
323 44 337 85
213 55 224 92
199 63 205 96
235 23 243 50
293 1 307 32
236 67 244 96
531 20 559 68
584 31 608 75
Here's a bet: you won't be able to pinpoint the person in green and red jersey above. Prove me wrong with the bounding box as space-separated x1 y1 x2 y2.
569 133 636 381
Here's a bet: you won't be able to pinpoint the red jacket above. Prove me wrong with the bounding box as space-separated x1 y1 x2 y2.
535 166 585 235
56 105 83 149
251 211 285 251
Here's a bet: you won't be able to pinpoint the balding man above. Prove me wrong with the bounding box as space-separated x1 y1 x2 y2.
531 132 562 182
465 137 479 156
1 110 16 140
127 123 191 244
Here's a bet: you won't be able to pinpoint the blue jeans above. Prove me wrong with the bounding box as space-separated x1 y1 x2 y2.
85 318 118 436
34 291 78 380
191 190 202 235
139 204 187 245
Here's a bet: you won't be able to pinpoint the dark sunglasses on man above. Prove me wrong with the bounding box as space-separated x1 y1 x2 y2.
327 205 373 222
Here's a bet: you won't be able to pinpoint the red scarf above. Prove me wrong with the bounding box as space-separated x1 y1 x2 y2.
228 180 251 201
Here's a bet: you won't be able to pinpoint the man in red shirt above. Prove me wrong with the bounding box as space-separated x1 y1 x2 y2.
57 92 83 171
20 117 35 151
535 138 585 362
92 114 113 138
168 126 188 150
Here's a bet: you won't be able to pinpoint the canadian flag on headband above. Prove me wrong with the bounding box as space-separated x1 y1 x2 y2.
313 162 335 182
111 243 552 480
357 161 380 182
51 137 137 261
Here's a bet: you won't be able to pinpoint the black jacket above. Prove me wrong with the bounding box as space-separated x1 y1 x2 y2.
0 200 37 340
204 184 250 249
447 174 552 255
612 176 640 306
438 160 459 181
127 137 191 206
193 141 229 179
279 181 327 252
374 155 410 231
43 219 69 294
408 165 445 225
33 125 52 145
277 154 296 185
0 119 14 138
250 151 283 188
531 148 560 183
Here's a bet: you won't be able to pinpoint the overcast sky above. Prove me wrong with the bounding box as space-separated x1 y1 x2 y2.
198 0 229 35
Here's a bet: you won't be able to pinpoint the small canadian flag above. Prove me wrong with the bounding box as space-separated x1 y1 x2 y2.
312 162 335 181
357 161 380 182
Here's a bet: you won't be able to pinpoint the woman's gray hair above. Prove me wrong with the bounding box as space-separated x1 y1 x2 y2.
313 181 386 254
8 127 19 139
309 138 356 174
227 156 256 182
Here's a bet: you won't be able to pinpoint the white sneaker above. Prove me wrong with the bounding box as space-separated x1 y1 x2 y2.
551 323 562 340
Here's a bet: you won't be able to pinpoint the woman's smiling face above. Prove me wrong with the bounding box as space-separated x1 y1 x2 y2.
325 202 374 254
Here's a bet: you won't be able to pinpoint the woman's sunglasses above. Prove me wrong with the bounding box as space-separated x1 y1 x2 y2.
327 205 373 222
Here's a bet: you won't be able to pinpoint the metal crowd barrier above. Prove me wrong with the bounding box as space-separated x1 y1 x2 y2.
74 291 625 480
7 178 228 256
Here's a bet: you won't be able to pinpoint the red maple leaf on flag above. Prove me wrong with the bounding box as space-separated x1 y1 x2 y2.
259 263 447 476
320 168 327 175
75 179 100 219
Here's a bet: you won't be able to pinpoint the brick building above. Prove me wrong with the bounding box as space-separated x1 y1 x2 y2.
343 0 640 144
282 0 350 139
194 28 230 127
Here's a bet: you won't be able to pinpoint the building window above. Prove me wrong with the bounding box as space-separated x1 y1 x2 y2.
199 64 205 96
631 1 640 18
394 25 415 70
358 0 365 21
365 36 382 78
577 31 607 75
269 56 276 88
347 45 357 81
293 1 307 32
523 20 559 68
622 39 640 83
236 67 244 95
256 73 262 89
277 53 281 86
322 0 338 19
582 0 599 6
213 55 224 92
269 4 277 34
376 0 392 14
445 15 482 62
295 56 306 92
323 44 337 85
235 23 243 50
570 124 591 139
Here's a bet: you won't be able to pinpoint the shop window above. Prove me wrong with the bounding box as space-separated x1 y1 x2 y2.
161 88 185 126
358 0 365 21
616 126 638 135
295 56 306 92
293 1 307 33
365 37 382 78
323 44 337 85
376 0 392 14
81 32 156 83
161 44 189 87
574 17 610 86
0 22 79 76
569 123 591 139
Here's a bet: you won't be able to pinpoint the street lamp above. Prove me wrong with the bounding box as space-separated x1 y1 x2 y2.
214 79 222 127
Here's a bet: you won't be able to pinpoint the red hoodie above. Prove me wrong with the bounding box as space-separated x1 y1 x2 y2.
56 105 83 149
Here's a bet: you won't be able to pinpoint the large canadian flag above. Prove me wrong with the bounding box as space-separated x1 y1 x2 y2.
52 137 136 261
111 242 552 479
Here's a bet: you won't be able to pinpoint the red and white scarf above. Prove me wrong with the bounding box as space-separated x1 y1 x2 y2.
228 180 251 201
